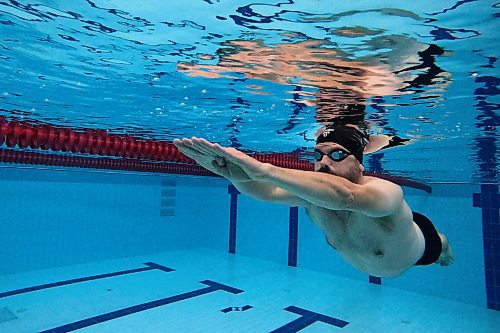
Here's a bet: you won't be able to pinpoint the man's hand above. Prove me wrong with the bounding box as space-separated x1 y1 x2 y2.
190 137 271 181
219 161 253 182
173 137 252 182
175 137 311 208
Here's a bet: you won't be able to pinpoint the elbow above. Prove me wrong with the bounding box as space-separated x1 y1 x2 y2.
323 189 354 210
253 188 279 202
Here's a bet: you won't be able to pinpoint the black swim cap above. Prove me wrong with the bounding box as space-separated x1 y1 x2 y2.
316 125 368 164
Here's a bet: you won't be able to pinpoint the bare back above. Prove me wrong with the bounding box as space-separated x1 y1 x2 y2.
305 177 423 278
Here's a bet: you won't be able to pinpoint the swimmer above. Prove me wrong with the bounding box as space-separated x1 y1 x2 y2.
173 125 454 278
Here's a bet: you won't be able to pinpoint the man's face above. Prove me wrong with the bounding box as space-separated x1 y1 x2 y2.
313 142 363 183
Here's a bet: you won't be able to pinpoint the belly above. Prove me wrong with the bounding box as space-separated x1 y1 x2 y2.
336 230 421 277
338 248 412 278
306 207 421 277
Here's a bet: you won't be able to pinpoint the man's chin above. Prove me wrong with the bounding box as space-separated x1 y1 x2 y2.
317 168 352 180
316 168 335 175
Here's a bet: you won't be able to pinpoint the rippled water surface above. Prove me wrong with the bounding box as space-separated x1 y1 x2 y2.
0 0 498 183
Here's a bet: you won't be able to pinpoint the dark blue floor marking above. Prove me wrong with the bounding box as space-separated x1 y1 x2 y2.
39 280 244 333
0 262 174 299
143 262 175 273
221 305 253 313
369 275 382 285
269 306 349 332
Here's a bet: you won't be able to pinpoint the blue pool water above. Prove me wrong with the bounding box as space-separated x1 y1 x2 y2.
0 0 499 332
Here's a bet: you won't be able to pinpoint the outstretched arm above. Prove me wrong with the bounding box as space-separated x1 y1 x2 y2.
196 138 405 217
191 138 355 209
173 138 310 207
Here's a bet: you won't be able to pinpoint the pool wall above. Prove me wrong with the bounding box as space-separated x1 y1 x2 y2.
0 167 494 310
0 168 224 275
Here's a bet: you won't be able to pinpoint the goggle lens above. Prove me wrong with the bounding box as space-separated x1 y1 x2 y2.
314 149 350 162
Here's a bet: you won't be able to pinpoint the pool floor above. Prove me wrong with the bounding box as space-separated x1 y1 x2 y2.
1 249 499 332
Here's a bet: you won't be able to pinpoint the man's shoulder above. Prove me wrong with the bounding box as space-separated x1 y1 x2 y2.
363 175 401 189
360 175 404 202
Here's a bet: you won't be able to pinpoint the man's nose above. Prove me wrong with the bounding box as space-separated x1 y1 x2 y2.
315 160 328 170
319 155 330 163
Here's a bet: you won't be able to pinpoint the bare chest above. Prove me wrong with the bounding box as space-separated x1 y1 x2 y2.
305 206 395 255
305 204 420 277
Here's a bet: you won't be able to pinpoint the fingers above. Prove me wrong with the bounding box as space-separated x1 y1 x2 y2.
195 138 235 162
177 146 202 160
174 137 212 159
173 138 194 151
175 137 221 158
190 137 238 165
192 137 226 157
173 138 204 160
174 137 236 163
192 137 218 157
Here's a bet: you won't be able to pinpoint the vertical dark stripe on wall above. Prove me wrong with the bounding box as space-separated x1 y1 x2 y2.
472 73 499 311
228 185 240 254
473 185 500 311
288 206 299 267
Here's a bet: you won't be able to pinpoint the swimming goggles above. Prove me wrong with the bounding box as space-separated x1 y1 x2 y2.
313 149 351 162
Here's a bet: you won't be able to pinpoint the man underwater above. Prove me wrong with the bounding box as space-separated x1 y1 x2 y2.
173 125 453 278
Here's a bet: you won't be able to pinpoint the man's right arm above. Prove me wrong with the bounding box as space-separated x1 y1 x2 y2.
231 178 310 207
173 137 309 207
220 162 309 207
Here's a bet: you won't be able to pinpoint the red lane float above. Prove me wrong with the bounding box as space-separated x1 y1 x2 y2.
0 117 432 193
0 148 215 176
0 117 191 163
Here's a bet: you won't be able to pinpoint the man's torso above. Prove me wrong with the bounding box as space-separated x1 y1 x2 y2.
305 199 423 278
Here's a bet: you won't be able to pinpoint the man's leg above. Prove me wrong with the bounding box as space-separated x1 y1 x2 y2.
436 232 454 266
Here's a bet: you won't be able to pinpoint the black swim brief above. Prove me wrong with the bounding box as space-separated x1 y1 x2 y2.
413 211 442 265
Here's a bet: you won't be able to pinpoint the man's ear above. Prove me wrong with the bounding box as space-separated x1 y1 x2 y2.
359 163 364 172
